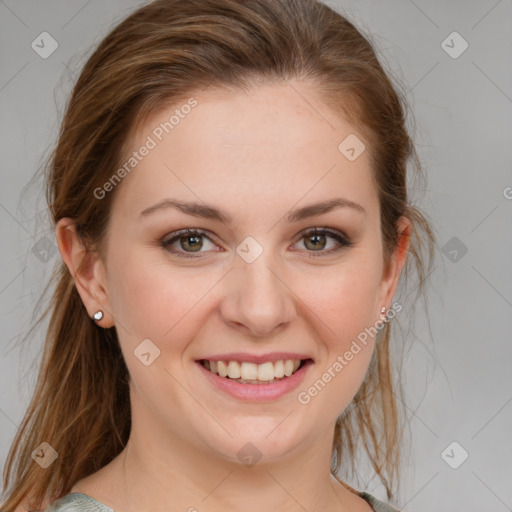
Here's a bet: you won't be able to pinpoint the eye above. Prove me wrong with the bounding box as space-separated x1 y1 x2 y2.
292 227 352 257
161 228 218 258
161 227 352 259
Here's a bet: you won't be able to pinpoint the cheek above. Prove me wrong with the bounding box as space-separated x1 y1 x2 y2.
107 248 218 344
295 263 381 341
292 265 380 412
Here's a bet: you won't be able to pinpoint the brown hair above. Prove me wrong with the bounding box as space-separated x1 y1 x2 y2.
2 0 436 510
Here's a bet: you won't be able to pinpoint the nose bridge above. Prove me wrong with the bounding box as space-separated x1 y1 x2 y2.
221 241 295 336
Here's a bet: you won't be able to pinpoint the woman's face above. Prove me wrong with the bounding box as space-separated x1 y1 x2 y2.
67 80 409 467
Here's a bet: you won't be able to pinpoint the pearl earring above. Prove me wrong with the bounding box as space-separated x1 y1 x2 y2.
380 306 388 322
92 310 104 322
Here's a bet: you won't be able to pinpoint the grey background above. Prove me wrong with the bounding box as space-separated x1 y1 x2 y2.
1 1 511 511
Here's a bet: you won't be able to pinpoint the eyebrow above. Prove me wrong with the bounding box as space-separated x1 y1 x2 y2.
139 197 366 223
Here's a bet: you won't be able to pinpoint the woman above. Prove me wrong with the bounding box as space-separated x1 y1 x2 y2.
2 0 436 511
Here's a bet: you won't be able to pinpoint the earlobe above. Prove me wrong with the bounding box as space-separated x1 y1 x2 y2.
55 218 114 328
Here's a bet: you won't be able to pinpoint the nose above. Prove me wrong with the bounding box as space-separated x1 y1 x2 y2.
219 250 296 338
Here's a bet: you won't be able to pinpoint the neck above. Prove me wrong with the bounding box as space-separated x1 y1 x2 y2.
111 415 359 512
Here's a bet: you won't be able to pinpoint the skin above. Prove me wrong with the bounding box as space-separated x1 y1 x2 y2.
56 79 410 512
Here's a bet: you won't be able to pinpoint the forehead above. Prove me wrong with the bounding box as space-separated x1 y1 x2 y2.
112 80 378 221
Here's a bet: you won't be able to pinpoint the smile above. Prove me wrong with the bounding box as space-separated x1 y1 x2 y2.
195 358 314 401
200 358 306 384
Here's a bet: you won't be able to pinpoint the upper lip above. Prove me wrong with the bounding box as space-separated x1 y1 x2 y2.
196 352 313 364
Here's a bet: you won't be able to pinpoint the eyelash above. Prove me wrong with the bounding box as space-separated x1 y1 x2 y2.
161 227 352 259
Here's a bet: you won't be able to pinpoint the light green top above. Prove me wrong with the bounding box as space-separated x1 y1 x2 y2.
44 491 402 511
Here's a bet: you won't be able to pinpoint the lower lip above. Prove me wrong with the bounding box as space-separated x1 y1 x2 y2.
195 360 313 402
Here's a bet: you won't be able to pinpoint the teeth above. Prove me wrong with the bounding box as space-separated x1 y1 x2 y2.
241 361 258 380
217 360 228 377
274 360 285 378
227 361 241 379
202 358 304 383
257 362 274 381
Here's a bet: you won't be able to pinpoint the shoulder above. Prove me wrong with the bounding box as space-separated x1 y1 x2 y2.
42 493 113 512
359 491 403 512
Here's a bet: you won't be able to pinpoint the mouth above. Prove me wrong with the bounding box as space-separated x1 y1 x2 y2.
195 356 314 401
197 358 314 385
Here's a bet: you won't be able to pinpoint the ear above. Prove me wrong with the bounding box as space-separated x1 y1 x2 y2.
55 218 114 328
377 215 411 315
